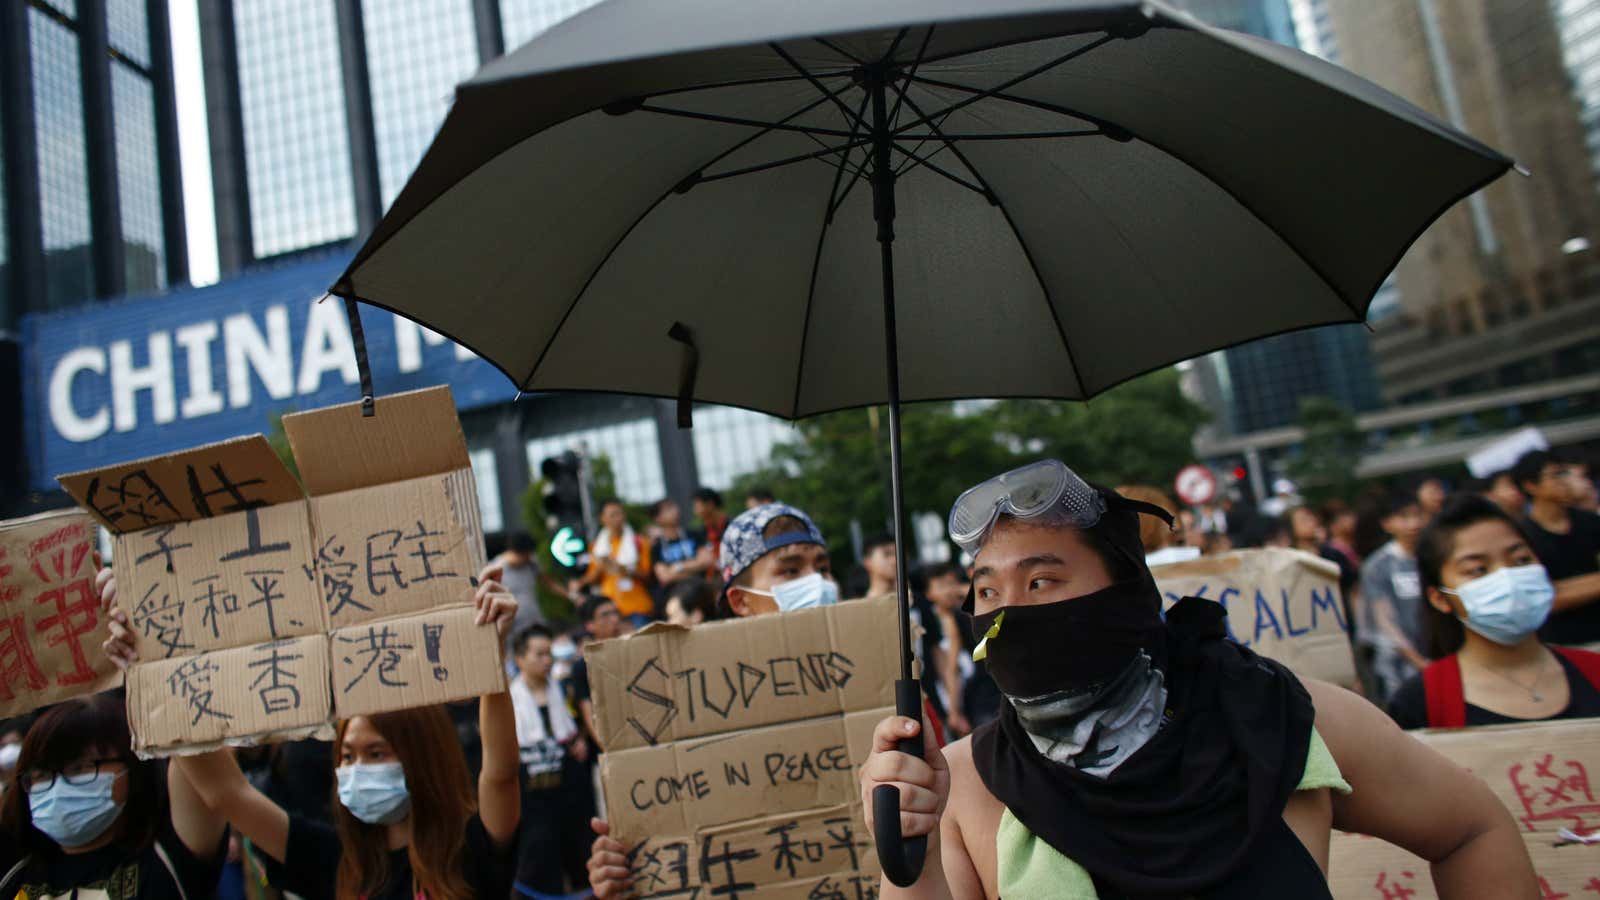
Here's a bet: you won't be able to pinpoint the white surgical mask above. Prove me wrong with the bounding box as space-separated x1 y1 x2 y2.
1443 564 1555 645
0 742 20 771
336 762 411 825
28 771 125 847
742 572 840 612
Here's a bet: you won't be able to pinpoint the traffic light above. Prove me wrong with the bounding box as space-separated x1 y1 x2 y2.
541 451 588 530
541 451 590 571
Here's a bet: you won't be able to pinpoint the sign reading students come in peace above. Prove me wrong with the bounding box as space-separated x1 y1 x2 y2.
57 386 506 755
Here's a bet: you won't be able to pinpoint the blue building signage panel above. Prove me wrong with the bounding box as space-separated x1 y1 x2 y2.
21 253 517 491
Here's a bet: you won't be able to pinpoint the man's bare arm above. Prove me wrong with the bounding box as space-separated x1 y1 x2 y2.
1553 572 1600 612
1307 680 1536 899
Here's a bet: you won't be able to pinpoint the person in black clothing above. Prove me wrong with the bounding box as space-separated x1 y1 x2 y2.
566 594 624 751
509 625 594 898
0 694 227 900
1389 495 1600 729
102 566 522 900
925 562 1001 734
1513 450 1600 645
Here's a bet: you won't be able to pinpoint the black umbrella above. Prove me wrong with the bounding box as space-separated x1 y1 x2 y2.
328 0 1511 884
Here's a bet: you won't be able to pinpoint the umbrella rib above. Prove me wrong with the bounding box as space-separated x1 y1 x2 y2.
700 138 872 184
894 90 1093 397
886 25 937 131
769 42 867 133
636 102 858 139
891 34 1115 136
908 75 1123 133
890 144 987 198
910 81 1366 318
826 91 876 220
814 36 864 65
896 129 1103 141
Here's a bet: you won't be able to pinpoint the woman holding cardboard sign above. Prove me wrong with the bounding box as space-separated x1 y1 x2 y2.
99 564 524 900
1389 494 1600 729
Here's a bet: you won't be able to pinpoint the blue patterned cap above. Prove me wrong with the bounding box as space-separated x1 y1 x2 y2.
719 502 826 585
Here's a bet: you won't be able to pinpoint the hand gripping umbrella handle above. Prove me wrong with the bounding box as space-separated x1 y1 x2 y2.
873 678 929 888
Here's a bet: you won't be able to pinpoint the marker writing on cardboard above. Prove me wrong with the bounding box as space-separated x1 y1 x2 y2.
625 815 871 899
1161 583 1348 646
0 518 102 705
623 652 857 745
627 740 853 812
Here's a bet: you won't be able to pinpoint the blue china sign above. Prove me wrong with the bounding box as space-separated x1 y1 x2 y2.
20 253 517 491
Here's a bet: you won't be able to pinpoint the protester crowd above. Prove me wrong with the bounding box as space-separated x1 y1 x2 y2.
2 450 1597 899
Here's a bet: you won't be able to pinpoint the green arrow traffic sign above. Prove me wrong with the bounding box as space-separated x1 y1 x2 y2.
550 526 586 568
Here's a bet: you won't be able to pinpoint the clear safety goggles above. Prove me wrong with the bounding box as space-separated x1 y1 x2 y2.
947 459 1107 554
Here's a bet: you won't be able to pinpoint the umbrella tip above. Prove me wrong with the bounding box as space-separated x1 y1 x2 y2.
1513 162 1532 177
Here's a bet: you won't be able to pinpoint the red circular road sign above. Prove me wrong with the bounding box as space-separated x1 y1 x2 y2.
1174 464 1218 507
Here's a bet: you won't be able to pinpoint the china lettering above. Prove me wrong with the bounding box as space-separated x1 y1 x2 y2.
336 621 453 693
623 652 857 745
162 639 315 726
628 742 854 812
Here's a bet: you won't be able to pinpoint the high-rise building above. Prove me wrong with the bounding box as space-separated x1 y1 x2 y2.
1326 0 1600 406
11 0 798 527
1172 0 1385 439
1 0 186 322
1288 0 1339 62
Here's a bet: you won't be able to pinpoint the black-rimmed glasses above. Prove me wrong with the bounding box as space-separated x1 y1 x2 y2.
23 758 127 793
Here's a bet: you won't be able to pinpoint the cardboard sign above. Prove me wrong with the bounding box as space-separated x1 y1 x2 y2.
0 510 121 716
590 596 899 897
58 386 505 754
588 595 898 753
1152 548 1357 688
1329 719 1600 899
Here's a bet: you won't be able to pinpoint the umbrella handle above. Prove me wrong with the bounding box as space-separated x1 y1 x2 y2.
873 678 929 888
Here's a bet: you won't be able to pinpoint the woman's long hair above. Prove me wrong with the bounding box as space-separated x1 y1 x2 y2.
333 706 475 900
0 694 161 856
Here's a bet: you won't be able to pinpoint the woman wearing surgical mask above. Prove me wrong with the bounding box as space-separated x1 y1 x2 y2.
0 695 227 900
100 566 522 900
1387 494 1600 729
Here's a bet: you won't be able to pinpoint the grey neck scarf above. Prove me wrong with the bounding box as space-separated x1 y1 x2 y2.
1007 649 1169 778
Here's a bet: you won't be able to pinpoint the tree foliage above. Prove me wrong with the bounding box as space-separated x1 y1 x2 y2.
1288 396 1362 506
730 368 1209 567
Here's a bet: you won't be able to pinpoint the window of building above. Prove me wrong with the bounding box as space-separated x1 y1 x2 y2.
30 6 96 308
526 418 666 505
363 0 480 208
105 0 149 67
469 447 504 533
690 406 798 491
111 60 165 293
234 0 358 257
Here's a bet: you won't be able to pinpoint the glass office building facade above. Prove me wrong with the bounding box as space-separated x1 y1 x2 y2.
2 0 184 319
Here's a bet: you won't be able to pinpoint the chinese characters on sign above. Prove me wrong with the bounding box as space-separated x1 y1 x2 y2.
1328 719 1600 899
0 510 120 717
60 388 506 755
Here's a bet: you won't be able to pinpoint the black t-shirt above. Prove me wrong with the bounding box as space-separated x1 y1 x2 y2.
0 821 223 900
567 658 592 705
1388 652 1600 729
1530 509 1600 644
273 813 513 900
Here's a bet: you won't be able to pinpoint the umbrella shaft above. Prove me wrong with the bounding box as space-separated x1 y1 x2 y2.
868 70 914 684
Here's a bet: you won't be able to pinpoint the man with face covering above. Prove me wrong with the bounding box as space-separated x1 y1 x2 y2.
861 460 1535 898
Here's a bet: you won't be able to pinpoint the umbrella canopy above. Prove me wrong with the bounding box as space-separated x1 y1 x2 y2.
331 0 1509 418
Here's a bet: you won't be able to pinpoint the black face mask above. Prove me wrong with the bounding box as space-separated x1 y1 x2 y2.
969 571 1167 699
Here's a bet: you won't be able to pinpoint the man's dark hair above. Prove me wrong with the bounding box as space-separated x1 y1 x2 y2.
861 533 896 559
924 561 966 583
1512 449 1570 495
1237 514 1287 549
507 531 537 554
1380 491 1423 520
598 496 625 513
1416 493 1538 658
513 623 555 656
579 593 616 623
746 486 775 505
647 498 675 519
665 579 715 622
693 487 723 508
